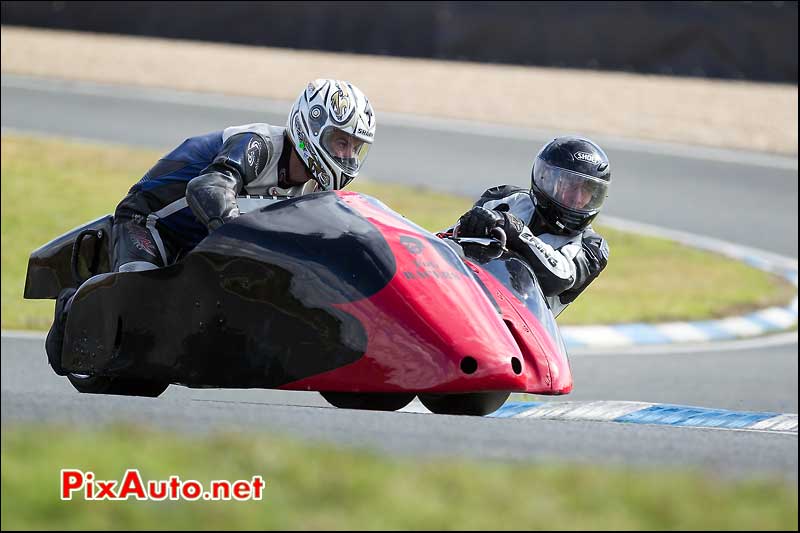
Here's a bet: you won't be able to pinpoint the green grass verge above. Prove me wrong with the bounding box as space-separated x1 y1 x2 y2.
1 134 793 330
2 424 796 530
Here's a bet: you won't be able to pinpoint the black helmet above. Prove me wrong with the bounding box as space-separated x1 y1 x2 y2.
530 136 611 235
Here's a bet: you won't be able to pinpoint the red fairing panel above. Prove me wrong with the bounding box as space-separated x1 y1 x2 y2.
282 192 569 394
466 262 572 394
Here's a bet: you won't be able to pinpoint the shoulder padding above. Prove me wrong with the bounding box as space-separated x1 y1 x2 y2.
478 185 529 201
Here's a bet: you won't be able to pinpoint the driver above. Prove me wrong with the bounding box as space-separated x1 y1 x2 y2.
454 136 611 316
45 79 376 374
114 78 375 272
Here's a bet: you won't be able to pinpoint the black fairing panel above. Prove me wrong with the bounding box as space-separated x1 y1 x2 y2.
61 192 395 387
24 215 113 299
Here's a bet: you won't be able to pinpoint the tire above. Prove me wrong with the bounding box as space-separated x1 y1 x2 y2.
67 374 169 398
418 392 510 416
320 392 416 412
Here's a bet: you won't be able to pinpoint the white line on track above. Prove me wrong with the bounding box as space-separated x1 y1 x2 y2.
568 331 798 356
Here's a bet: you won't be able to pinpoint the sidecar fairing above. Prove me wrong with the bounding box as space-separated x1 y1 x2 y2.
25 191 571 412
24 214 113 299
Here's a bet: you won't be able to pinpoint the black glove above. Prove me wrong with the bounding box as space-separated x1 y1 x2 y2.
498 211 526 244
458 206 504 237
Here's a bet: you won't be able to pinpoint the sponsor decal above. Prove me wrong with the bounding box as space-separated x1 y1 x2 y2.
305 153 330 188
294 116 309 151
330 89 351 123
399 235 424 255
294 112 331 187
127 224 157 257
402 270 461 281
402 258 462 281
508 215 524 233
356 127 374 138
574 151 602 164
246 138 262 168
522 233 562 269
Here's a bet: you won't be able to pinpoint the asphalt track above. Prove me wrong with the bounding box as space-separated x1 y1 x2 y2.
1 75 797 479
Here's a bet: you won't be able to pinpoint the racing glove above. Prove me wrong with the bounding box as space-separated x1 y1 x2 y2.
186 171 242 231
458 206 531 242
467 207 578 297
458 206 505 237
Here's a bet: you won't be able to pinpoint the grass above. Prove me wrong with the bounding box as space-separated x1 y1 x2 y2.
556 225 795 325
1 424 796 530
1 134 793 330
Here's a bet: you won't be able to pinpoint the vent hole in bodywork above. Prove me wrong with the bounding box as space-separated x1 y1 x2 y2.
511 357 522 375
460 356 478 374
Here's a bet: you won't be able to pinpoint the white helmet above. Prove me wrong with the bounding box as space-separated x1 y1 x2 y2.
287 79 376 191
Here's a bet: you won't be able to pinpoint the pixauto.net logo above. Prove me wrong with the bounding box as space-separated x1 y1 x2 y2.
60 469 266 501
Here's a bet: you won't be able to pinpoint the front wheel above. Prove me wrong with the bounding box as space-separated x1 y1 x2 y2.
320 392 415 412
418 392 510 416
67 374 169 398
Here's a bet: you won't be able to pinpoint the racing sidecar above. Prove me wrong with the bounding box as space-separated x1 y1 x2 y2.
24 191 572 415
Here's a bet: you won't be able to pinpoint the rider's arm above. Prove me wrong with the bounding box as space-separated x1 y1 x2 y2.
556 228 609 304
472 186 609 298
505 223 578 297
186 133 269 230
469 186 573 296
504 222 608 299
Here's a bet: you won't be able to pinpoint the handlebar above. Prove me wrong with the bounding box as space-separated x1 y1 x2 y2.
451 222 507 249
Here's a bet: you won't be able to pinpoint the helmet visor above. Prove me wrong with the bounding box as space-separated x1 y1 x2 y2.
533 158 609 212
320 127 371 174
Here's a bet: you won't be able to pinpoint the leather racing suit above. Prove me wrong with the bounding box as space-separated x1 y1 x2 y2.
113 123 311 272
466 185 609 316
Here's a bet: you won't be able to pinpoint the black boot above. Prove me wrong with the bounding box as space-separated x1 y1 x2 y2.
45 287 77 376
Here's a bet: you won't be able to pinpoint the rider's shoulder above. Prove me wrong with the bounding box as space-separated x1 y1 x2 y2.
478 184 530 201
582 224 604 240
222 123 287 144
581 225 609 254
476 186 535 221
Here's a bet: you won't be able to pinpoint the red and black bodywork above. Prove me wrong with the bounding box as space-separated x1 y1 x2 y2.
25 191 572 415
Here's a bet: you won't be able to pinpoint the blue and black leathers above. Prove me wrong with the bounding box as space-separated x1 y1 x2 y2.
112 124 290 271
47 124 293 372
